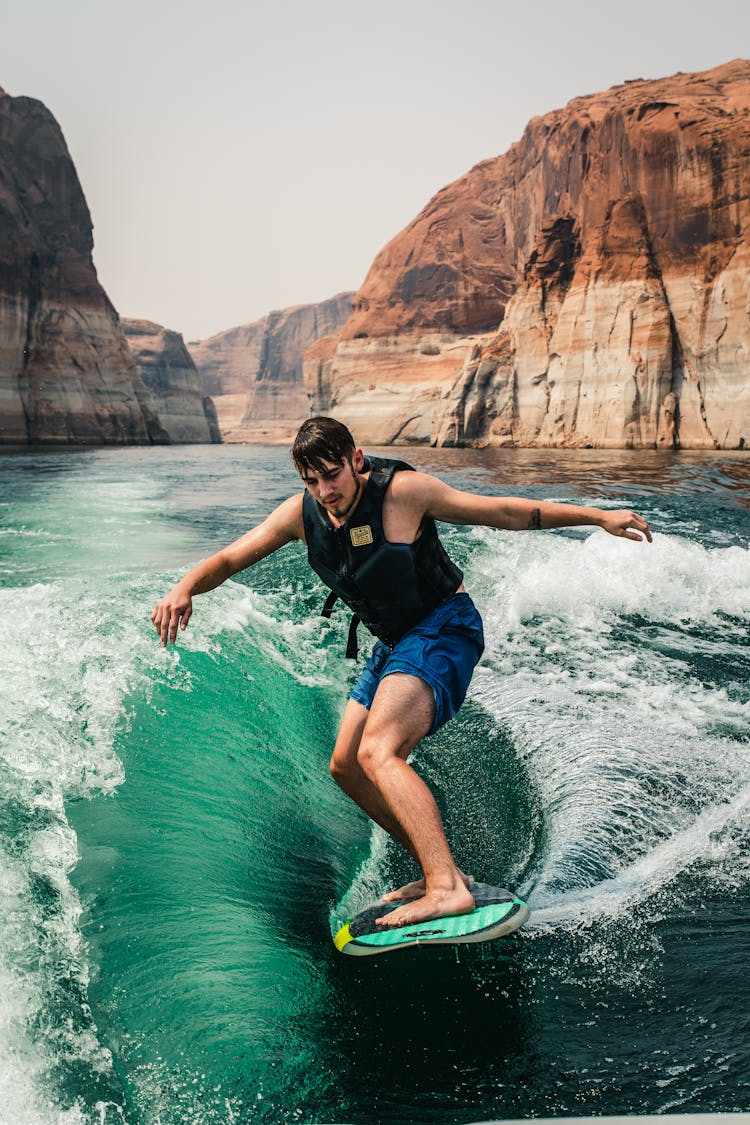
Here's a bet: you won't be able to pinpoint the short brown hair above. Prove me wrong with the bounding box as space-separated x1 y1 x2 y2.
291 416 356 474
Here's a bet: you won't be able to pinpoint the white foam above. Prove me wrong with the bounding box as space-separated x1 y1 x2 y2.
527 783 750 931
463 527 750 927
0 578 156 1122
168 576 351 695
474 529 750 630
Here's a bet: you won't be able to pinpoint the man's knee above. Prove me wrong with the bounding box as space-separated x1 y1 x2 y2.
330 701 368 789
355 737 378 781
356 732 405 780
329 739 366 789
329 748 349 787
331 736 389 784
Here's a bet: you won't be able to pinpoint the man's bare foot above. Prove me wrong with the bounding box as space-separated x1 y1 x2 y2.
376 881 475 928
381 870 474 904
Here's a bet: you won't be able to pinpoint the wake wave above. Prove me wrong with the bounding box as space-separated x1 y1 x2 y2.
0 565 354 1123
466 528 750 926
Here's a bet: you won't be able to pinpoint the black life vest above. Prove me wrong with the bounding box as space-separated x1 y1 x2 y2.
302 455 463 654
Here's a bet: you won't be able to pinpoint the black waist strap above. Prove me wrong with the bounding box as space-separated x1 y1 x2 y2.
320 592 360 659
346 615 360 660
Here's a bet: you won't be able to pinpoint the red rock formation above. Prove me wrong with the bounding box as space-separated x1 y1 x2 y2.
188 293 353 442
123 319 221 443
309 60 750 449
0 87 168 444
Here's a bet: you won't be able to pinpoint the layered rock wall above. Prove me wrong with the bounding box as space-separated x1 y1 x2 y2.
123 319 221 443
308 61 750 449
0 87 168 444
305 329 487 444
189 293 354 441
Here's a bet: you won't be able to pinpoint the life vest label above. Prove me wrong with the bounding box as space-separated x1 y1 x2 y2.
350 525 374 547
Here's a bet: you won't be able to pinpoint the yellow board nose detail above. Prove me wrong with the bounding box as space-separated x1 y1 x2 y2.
334 923 353 952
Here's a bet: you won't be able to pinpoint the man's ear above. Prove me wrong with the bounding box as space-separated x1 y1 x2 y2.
353 448 365 473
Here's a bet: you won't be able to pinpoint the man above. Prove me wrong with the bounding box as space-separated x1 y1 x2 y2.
152 416 652 928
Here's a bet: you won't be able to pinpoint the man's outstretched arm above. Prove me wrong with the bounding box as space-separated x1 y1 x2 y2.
395 473 653 542
151 494 304 646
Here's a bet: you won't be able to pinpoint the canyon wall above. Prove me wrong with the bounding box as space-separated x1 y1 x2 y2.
306 60 750 449
0 87 169 444
123 319 221 443
189 293 354 441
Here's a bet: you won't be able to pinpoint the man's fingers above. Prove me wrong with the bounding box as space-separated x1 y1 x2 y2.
627 513 652 543
151 598 191 646
169 608 181 643
617 511 652 543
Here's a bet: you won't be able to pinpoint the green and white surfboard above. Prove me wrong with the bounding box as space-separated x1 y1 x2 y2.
333 882 529 956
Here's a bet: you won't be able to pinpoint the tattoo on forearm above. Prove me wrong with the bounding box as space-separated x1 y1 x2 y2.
527 508 542 530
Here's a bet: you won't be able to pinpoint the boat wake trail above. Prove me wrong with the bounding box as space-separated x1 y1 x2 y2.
467 527 750 928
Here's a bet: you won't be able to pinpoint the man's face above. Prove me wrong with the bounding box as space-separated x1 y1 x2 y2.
300 453 364 521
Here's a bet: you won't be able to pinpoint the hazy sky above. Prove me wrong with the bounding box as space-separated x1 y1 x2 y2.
2 0 748 341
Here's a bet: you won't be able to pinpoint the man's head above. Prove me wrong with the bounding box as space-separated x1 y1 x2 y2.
292 417 365 521
291 416 358 474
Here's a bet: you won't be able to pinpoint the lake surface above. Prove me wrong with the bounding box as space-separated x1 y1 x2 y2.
1 444 748 1124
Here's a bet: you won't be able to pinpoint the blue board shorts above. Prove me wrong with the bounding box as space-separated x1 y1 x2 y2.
350 592 485 735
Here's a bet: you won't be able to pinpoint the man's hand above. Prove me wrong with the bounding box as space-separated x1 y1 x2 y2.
599 510 653 542
151 585 193 647
148 496 304 648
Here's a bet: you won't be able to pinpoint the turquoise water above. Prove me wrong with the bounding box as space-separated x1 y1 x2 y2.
1 444 749 1124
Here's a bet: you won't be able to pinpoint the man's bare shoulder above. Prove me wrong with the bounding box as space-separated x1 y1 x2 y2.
270 492 305 539
389 468 447 506
388 467 491 526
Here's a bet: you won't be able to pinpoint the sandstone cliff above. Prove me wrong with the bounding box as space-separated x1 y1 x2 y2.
307 60 750 450
122 319 221 443
188 293 354 441
0 87 169 444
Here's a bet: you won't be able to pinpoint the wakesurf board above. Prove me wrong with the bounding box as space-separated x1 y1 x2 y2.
333 882 529 956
